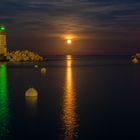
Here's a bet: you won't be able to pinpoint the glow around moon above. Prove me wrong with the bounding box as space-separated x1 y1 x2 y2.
62 34 78 40
62 34 77 45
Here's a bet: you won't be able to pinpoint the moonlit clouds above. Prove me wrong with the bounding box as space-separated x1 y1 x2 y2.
0 0 139 37
0 0 140 54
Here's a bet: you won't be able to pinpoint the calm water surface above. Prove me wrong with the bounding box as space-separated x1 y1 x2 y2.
0 55 140 140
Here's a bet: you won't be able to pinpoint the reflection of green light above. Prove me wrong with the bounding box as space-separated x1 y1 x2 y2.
0 26 6 31
0 64 10 139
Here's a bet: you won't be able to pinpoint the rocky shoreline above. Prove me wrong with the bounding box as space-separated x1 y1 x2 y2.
0 50 43 62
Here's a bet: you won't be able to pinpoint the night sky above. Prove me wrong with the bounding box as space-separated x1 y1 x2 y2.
0 0 140 55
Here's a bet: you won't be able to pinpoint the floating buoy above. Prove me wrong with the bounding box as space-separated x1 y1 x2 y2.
34 64 38 68
25 88 38 97
132 58 139 64
41 67 47 73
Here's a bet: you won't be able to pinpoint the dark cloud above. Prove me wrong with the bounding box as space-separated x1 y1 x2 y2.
0 0 140 54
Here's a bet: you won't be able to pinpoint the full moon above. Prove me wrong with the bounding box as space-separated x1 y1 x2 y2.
67 39 72 44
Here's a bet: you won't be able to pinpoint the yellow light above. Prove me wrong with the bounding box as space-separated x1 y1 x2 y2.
67 39 72 44
62 34 77 40
62 55 78 139
66 55 72 60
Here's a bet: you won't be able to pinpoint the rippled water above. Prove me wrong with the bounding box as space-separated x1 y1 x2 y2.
0 55 140 139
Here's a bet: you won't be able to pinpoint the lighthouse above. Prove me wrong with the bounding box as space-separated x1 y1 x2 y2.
0 26 7 55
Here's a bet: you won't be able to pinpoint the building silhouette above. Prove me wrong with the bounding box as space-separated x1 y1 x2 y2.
0 26 7 55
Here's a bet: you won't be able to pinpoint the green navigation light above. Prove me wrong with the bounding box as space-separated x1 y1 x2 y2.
0 26 6 31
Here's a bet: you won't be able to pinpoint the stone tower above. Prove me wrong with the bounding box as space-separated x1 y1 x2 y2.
0 26 7 55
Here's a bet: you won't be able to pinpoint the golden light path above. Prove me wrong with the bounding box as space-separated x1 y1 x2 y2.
63 55 78 140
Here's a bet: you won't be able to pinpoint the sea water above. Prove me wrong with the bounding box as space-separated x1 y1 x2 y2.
0 55 140 139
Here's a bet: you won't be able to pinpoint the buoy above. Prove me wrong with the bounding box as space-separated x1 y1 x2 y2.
132 57 139 64
25 88 38 97
41 67 47 73
34 64 38 68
